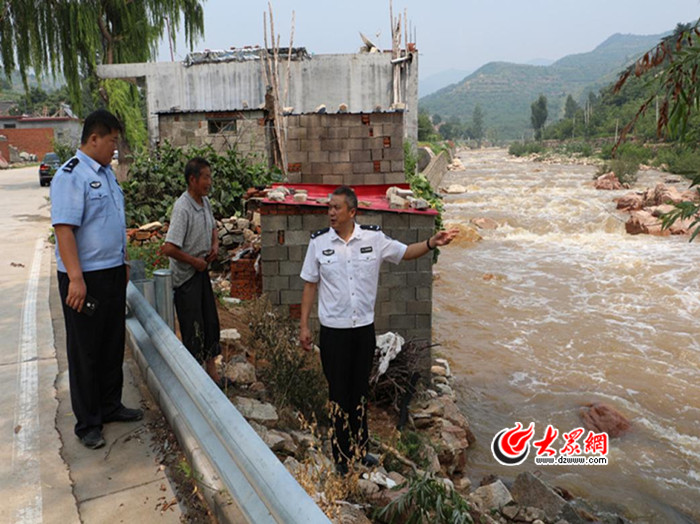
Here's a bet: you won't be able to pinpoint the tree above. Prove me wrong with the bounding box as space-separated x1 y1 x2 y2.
0 1 205 149
471 104 485 146
432 114 442 125
531 94 548 140
564 94 579 119
614 20 700 239
417 111 436 141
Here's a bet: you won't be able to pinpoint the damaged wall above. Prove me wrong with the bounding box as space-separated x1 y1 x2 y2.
96 51 418 145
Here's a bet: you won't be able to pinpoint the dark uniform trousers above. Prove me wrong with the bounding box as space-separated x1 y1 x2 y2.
174 270 221 362
58 265 126 438
320 323 375 465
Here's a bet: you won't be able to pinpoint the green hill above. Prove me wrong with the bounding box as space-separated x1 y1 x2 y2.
420 32 667 140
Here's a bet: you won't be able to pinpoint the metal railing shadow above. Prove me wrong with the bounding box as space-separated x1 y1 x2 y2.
125 280 330 523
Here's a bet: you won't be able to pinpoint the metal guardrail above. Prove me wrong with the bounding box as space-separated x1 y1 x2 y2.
125 281 330 524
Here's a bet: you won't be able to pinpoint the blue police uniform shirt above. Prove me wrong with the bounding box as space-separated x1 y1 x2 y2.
50 149 127 273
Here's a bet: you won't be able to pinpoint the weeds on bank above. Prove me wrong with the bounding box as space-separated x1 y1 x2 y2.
376 472 474 524
293 407 368 521
244 296 328 422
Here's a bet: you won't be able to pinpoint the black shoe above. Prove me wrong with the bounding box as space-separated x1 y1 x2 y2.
80 428 106 449
103 406 144 423
360 453 379 467
335 462 349 476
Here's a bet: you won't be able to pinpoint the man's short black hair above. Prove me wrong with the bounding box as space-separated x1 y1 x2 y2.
332 185 358 211
184 157 211 186
81 109 122 144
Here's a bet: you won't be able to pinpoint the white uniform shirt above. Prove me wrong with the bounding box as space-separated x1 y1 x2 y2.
300 223 407 328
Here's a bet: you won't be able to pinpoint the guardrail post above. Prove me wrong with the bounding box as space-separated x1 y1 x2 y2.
153 269 175 331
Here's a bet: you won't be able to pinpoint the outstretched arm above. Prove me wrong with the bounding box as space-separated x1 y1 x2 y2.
402 227 459 260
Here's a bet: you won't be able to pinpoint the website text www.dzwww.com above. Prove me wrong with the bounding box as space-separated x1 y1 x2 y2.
534 455 608 466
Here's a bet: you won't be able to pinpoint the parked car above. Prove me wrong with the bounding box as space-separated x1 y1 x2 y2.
39 152 61 186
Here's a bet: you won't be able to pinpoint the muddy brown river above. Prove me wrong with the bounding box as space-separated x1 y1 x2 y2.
433 148 700 523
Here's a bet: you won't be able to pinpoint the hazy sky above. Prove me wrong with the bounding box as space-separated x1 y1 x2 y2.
158 0 700 78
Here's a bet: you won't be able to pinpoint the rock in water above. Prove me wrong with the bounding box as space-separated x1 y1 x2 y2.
580 402 631 438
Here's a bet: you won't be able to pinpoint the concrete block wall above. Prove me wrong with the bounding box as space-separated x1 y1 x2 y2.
260 203 435 343
285 112 405 186
158 110 268 159
423 149 452 190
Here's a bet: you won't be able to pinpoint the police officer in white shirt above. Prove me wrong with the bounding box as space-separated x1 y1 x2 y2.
300 185 458 474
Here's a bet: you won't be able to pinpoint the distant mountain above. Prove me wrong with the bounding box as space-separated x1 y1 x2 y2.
419 32 668 140
420 68 473 97
524 58 555 67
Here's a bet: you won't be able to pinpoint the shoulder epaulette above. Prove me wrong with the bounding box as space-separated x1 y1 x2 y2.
311 227 330 239
62 157 80 173
360 224 382 232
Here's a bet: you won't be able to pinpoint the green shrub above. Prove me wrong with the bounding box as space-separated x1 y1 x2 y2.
127 238 167 278
121 141 281 227
563 141 593 157
508 141 544 157
375 472 474 524
656 146 700 176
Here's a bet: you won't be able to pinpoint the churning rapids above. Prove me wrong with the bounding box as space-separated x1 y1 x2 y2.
432 148 700 523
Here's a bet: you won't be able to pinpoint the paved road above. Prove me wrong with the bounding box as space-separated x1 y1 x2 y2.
0 165 181 524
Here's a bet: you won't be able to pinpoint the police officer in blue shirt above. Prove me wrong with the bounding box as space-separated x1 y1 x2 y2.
51 109 143 450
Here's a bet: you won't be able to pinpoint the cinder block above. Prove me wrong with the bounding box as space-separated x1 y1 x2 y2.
261 245 288 261
286 173 302 183
347 139 364 150
266 290 281 305
410 214 435 230
287 151 308 164
380 160 391 172
363 174 385 185
391 286 416 302
412 270 433 285
383 145 403 161
332 163 353 175
385 172 407 185
353 162 374 174
303 214 329 231
415 315 432 330
407 301 432 315
367 137 385 150
288 276 306 290
288 245 304 261
300 139 322 152
261 215 288 232
349 126 370 139
310 162 332 175
371 149 384 161
379 272 407 287
262 275 290 291
279 261 302 276
389 314 416 330
285 230 310 245
391 160 405 171
286 139 301 153
329 151 350 163
286 215 302 230
308 150 329 163
350 150 371 163
380 301 406 316
416 287 432 301
281 289 302 305
288 126 307 140
323 175 344 186
261 260 279 275
329 127 349 139
355 214 382 228
320 139 342 151
300 173 325 184
383 214 411 229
